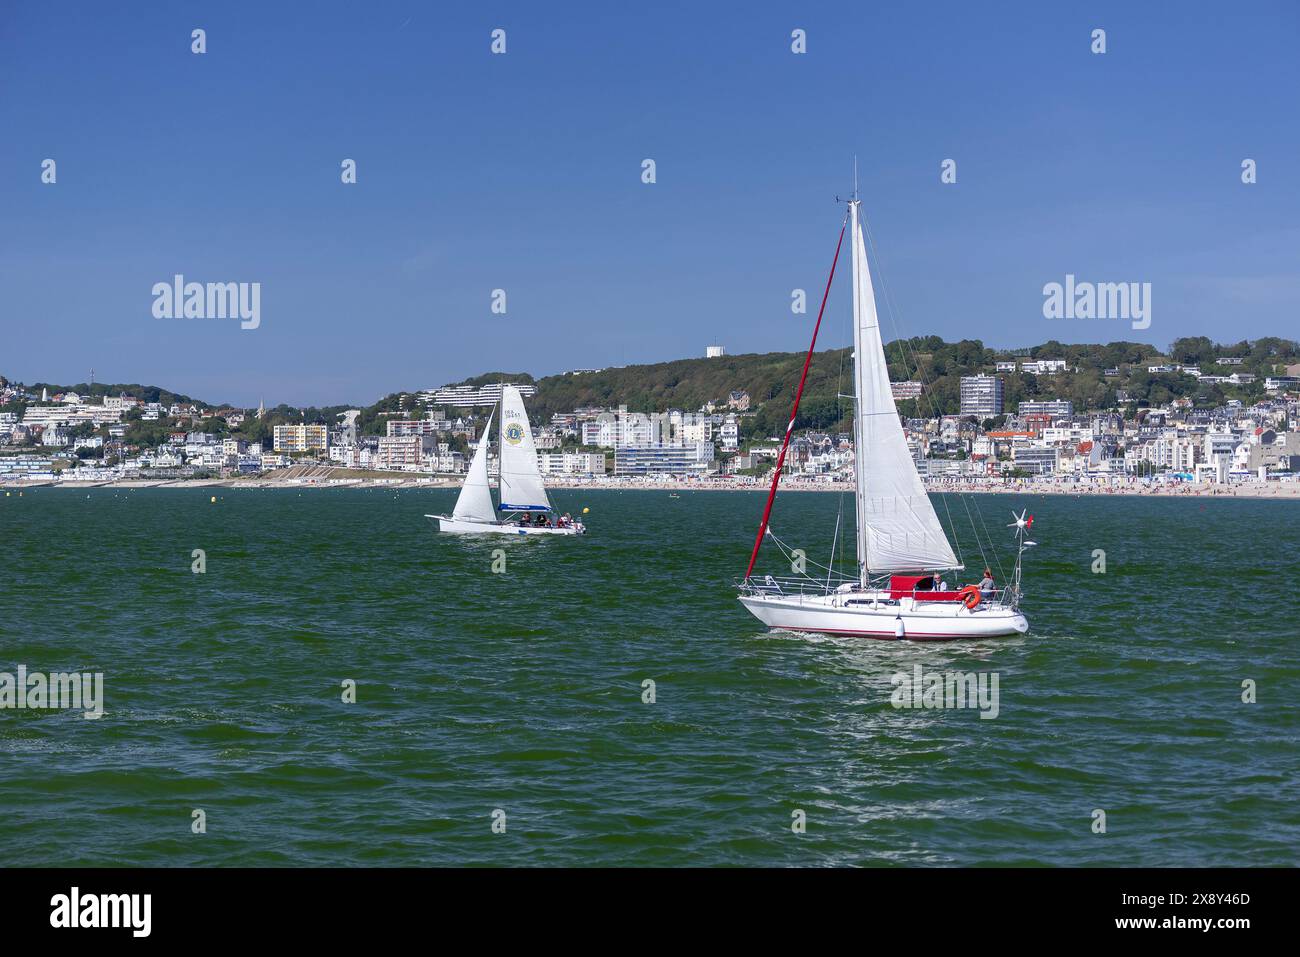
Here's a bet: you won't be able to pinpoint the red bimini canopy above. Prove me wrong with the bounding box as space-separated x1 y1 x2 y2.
889 574 964 601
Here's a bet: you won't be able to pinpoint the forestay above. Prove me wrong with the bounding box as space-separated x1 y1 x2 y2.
452 409 497 522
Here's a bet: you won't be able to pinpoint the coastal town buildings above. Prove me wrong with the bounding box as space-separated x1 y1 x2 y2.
3 353 1299 490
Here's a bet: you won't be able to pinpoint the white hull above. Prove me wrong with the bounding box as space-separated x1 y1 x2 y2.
427 514 584 536
739 591 1028 641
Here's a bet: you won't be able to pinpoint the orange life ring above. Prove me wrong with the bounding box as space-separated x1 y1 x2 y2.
956 585 982 610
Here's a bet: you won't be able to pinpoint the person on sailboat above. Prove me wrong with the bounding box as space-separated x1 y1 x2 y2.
979 568 996 602
931 572 944 593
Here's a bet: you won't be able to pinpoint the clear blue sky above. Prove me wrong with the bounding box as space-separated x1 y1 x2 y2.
2 1 1296 407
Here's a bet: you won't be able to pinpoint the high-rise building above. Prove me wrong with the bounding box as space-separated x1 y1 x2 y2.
959 375 1004 417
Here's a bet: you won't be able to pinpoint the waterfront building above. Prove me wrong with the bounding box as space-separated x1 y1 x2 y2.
273 424 328 453
614 442 714 475
537 451 607 475
1012 444 1059 474
375 435 433 469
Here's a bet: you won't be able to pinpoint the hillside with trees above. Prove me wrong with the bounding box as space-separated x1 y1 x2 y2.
7 335 1296 451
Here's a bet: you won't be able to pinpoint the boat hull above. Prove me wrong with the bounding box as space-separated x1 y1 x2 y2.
427 514 584 536
738 593 1027 641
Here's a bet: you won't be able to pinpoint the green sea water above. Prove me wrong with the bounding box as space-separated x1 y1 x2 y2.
1 487 1296 866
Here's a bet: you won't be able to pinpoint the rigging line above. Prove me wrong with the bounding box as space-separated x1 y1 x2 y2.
829 329 850 581
955 479 996 574
957 492 990 572
766 527 852 579
743 214 848 581
970 492 1008 582
826 507 841 592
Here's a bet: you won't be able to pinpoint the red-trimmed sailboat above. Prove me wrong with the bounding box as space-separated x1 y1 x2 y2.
737 197 1032 640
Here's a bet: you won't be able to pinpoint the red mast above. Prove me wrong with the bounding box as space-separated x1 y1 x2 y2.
743 220 847 580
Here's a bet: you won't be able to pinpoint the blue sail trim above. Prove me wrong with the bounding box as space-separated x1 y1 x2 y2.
498 503 549 512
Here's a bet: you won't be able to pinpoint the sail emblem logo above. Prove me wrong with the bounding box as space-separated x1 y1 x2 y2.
504 423 525 445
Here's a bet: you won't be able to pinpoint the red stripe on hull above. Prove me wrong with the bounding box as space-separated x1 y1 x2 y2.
777 626 1015 642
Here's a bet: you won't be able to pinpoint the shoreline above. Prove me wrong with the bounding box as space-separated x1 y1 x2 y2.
4 476 1298 500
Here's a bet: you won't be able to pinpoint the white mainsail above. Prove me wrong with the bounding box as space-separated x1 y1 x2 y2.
497 385 551 512
849 201 961 576
451 409 497 523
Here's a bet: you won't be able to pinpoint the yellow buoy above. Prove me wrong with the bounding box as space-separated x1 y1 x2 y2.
582 507 589 514
210 496 217 503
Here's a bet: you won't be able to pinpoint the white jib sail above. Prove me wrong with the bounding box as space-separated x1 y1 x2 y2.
497 385 552 512
849 201 961 575
451 409 497 523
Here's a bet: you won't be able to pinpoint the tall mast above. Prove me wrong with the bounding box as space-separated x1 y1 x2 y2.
741 217 846 580
849 199 870 586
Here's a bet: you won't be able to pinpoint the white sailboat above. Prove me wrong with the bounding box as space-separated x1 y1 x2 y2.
427 385 586 536
737 198 1030 640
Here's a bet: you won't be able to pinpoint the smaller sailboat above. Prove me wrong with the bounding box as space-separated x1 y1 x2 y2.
427 385 585 536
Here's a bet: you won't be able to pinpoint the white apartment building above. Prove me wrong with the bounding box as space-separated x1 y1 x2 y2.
1204 433 1238 462
534 429 563 450
680 417 712 444
720 415 739 452
537 451 607 475
1023 359 1067 375
432 445 465 473
620 412 662 447
1019 400 1074 417
580 419 617 447
386 419 442 437
959 375 1003 416
425 382 536 408
375 435 429 469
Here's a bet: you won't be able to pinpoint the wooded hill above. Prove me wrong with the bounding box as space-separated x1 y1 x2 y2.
7 335 1296 449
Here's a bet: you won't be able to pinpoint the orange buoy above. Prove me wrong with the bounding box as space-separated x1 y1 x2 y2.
956 585 982 610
